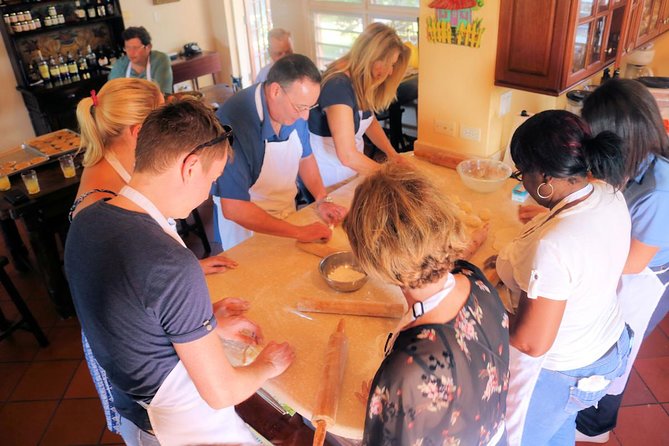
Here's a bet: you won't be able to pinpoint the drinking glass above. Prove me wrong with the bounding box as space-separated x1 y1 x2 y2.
21 169 40 194
58 154 76 178
0 172 10 191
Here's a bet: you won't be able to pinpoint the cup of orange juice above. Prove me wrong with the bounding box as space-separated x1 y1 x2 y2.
21 169 40 194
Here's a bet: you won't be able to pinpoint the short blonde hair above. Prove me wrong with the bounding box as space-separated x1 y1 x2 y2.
343 163 468 289
323 22 410 114
76 78 163 167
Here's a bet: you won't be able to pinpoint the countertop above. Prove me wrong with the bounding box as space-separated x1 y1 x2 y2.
206 154 524 439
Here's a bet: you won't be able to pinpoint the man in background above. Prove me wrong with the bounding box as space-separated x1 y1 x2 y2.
109 26 173 94
255 28 293 83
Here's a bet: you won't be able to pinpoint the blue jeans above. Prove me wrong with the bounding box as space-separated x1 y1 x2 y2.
118 416 160 446
521 325 632 446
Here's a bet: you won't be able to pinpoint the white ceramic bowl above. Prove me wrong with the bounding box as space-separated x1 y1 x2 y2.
456 159 512 193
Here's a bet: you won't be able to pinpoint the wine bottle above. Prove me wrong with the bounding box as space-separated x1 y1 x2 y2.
77 50 90 79
67 51 79 76
48 55 61 81
105 0 114 16
96 46 109 67
86 45 98 74
27 61 43 85
36 50 51 81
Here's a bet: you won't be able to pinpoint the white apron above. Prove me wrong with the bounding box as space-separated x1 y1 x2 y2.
310 110 374 188
126 56 152 81
215 84 303 250
607 267 667 395
119 186 257 446
104 151 132 183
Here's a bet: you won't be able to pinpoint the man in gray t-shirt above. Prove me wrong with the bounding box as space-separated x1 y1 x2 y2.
65 99 294 443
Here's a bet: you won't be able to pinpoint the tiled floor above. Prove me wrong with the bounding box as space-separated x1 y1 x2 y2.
1 205 668 445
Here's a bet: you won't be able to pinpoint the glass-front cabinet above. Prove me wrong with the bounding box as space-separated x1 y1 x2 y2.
632 0 669 45
568 0 627 83
496 0 632 95
495 0 669 95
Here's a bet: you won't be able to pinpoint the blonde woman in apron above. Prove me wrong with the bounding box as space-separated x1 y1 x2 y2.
308 23 410 188
65 100 294 446
576 78 669 443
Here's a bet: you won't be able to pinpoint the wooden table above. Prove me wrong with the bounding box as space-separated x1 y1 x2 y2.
0 156 83 318
171 50 222 89
206 155 523 439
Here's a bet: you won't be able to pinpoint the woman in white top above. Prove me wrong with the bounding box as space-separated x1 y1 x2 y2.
496 110 633 445
308 23 409 188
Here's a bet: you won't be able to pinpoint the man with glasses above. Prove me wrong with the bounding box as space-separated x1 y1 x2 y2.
109 26 173 94
212 54 346 250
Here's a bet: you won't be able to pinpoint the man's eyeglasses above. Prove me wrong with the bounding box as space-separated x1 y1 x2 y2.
183 125 233 164
280 86 318 113
124 45 146 52
511 170 523 182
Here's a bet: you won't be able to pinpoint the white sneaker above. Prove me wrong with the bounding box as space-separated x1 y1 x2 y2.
575 429 610 443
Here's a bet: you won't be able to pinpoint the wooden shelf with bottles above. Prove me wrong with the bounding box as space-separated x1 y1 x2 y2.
0 0 125 135
495 0 633 96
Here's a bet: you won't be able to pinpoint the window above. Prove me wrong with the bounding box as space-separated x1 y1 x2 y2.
309 0 419 70
244 0 273 80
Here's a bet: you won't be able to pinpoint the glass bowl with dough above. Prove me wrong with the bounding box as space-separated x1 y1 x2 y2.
319 251 368 292
456 159 512 193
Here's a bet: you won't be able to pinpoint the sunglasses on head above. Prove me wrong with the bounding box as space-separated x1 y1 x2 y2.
183 125 233 164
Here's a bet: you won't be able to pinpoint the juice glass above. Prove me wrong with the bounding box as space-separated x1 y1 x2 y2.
21 169 40 194
58 154 76 178
0 172 10 191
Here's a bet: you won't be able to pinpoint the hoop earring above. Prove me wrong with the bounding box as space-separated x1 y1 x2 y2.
537 182 554 199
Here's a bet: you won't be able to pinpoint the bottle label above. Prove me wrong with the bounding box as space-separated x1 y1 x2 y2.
39 64 50 79
68 62 78 75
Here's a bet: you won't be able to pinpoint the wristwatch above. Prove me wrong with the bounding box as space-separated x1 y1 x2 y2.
316 195 333 208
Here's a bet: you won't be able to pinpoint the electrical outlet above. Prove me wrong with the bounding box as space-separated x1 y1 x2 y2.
500 91 512 116
461 126 481 141
435 119 457 136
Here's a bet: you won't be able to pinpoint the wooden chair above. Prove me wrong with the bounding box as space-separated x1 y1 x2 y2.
0 256 49 347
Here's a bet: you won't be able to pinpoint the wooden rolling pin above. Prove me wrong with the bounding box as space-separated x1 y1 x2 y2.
414 144 466 169
297 298 404 319
296 241 341 258
312 319 349 446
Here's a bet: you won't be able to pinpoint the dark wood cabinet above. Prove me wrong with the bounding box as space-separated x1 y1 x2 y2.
496 0 631 95
1 1 125 135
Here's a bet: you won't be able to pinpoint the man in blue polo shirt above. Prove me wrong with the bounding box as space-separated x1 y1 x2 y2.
212 54 347 250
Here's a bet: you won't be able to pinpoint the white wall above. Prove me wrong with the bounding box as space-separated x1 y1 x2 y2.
0 38 35 153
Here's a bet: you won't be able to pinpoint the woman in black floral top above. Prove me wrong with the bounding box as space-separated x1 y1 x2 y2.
343 163 510 446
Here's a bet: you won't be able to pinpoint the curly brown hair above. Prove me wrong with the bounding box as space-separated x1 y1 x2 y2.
343 163 468 289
